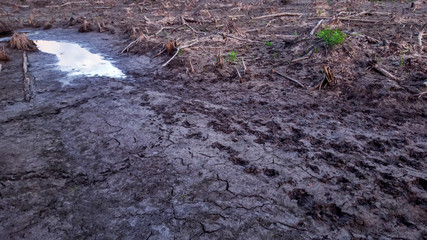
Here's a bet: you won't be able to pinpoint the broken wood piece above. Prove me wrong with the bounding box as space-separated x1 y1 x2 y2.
97 18 105 33
78 20 93 32
291 48 314 63
121 33 147 53
252 12 302 20
310 19 324 35
155 26 176 36
181 16 206 35
23 51 34 101
242 58 247 73
272 69 305 88
369 62 400 81
235 66 242 80
337 17 381 23
222 33 264 43
190 59 195 73
417 23 426 49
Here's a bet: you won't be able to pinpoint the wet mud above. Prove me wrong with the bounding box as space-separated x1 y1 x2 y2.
0 1 426 239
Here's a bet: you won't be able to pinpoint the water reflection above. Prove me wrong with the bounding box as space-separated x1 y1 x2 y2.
35 40 125 79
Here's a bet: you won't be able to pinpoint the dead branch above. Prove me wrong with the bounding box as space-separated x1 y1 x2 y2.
97 18 105 33
291 48 314 63
310 19 324 35
155 26 176 36
60 1 90 7
418 91 427 98
337 17 381 23
222 33 263 43
182 16 206 35
23 51 33 101
272 69 305 88
252 12 302 20
121 33 147 53
418 23 426 48
190 59 195 73
235 66 242 81
242 58 247 73
162 40 199 67
154 47 166 57
368 62 400 82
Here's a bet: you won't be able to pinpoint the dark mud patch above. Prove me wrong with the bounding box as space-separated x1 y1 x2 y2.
1 1 426 239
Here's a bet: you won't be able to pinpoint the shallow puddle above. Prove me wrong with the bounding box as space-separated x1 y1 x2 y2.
35 40 125 79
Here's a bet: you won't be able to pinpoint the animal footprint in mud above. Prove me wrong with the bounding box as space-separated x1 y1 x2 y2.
263 168 279 177
244 165 259 175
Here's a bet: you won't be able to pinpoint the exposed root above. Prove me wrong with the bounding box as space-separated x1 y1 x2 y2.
9 32 38 51
121 33 148 53
78 20 93 33
0 46 11 61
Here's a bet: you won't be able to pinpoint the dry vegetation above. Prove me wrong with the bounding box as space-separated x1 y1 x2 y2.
8 32 37 51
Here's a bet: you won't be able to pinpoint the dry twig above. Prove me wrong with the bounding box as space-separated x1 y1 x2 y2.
252 12 302 20
162 40 199 67
367 61 400 81
23 51 33 101
418 23 426 49
292 48 314 63
310 19 324 35
235 66 242 81
272 69 305 88
121 33 147 53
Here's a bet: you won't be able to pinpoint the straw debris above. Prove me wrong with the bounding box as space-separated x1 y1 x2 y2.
9 32 38 52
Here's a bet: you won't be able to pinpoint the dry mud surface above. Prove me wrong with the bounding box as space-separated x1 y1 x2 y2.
0 0 427 239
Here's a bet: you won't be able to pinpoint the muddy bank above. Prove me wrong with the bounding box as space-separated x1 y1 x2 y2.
1 0 426 239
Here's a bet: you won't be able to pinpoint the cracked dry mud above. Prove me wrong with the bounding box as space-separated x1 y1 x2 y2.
1 1 427 239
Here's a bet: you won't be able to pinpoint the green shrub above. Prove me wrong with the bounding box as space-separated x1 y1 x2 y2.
316 27 346 47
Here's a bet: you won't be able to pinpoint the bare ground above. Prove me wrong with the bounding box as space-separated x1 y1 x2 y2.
0 0 426 239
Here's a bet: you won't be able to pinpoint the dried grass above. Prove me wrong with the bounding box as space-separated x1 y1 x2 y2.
8 32 38 51
0 46 10 61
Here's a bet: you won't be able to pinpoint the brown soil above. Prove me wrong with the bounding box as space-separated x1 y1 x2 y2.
0 0 426 239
